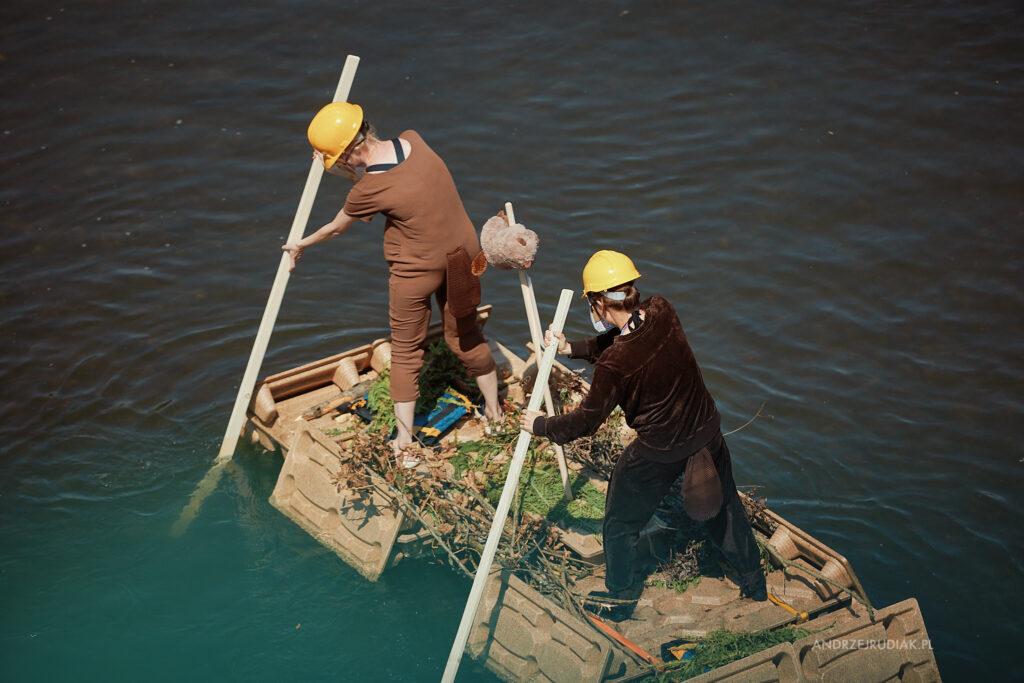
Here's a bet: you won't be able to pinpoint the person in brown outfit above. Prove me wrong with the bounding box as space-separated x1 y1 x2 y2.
520 250 766 621
283 102 501 465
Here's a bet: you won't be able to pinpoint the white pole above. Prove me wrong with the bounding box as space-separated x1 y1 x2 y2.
441 288 575 683
172 56 361 537
506 202 573 500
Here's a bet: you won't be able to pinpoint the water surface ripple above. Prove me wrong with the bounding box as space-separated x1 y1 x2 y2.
2 1 1022 680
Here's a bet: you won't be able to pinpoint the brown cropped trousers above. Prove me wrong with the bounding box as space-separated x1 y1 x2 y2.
387 268 495 403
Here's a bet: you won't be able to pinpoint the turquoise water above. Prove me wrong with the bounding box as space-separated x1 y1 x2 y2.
2 1 1022 680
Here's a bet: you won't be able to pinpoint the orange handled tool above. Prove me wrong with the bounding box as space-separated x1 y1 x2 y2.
768 593 809 623
587 615 661 666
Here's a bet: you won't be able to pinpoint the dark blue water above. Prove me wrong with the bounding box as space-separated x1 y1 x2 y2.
2 1 1022 680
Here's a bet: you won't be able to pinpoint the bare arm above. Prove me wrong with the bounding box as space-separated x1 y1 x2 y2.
281 207 357 271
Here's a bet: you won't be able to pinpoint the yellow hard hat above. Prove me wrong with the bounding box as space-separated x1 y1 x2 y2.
581 250 642 296
307 102 364 169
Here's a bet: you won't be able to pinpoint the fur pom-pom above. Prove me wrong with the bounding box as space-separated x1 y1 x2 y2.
479 211 539 271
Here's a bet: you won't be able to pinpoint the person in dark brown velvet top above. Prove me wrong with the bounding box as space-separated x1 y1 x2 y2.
520 250 766 621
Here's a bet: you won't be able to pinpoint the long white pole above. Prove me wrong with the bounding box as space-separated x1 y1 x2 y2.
506 202 573 500
172 56 361 537
441 288 575 683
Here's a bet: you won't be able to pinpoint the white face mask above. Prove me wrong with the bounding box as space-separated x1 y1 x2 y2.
590 306 616 333
588 290 625 333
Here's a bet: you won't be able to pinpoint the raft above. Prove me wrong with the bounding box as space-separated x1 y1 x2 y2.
242 306 942 683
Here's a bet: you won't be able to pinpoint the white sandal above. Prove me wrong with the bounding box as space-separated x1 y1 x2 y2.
396 450 420 469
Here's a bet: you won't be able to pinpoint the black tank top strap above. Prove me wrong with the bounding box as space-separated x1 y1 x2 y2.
623 308 643 334
366 138 405 172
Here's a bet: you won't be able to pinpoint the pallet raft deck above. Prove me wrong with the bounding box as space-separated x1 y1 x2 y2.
242 307 941 683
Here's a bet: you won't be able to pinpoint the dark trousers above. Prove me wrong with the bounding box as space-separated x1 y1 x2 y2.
603 434 762 596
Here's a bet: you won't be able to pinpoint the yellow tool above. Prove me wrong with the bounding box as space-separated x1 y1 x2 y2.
768 592 809 623
663 639 698 661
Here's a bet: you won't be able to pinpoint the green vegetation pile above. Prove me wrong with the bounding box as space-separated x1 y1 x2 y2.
335 341 617 605
364 340 482 436
643 626 811 682
449 420 607 539
332 409 605 607
361 341 611 539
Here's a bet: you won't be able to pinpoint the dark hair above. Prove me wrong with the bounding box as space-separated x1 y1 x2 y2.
589 282 640 312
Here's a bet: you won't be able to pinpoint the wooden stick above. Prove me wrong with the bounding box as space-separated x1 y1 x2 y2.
587 615 660 666
441 289 574 683
506 202 573 501
171 56 361 538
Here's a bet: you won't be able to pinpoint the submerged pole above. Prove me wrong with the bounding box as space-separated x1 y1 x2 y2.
172 56 361 537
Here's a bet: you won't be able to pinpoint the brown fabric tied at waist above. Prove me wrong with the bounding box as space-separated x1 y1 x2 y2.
446 247 482 334
681 440 724 521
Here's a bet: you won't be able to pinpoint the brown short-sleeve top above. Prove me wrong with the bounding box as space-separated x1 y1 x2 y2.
343 130 480 275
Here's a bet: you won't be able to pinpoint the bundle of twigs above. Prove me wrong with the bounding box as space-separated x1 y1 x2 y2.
332 414 593 602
